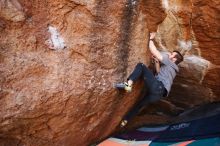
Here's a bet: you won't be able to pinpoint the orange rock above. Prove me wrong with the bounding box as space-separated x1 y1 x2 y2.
0 0 219 146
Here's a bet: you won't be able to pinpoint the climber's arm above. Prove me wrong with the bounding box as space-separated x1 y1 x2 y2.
153 57 160 74
149 33 163 61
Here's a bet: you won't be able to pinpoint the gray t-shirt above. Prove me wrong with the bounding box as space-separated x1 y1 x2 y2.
155 52 179 96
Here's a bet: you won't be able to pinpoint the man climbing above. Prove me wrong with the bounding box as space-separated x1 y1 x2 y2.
116 32 184 127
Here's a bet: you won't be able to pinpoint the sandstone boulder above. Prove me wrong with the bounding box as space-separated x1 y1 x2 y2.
0 0 219 145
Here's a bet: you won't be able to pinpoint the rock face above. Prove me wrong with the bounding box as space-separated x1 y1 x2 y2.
156 0 220 108
0 0 219 146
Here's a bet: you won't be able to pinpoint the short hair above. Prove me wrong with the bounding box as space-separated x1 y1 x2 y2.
173 50 184 65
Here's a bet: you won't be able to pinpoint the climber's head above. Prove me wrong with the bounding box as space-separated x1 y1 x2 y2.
169 50 183 65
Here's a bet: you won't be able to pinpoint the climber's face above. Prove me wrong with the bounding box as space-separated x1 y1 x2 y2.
169 52 178 63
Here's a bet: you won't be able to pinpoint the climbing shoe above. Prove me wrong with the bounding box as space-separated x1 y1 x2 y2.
114 82 132 92
120 120 128 127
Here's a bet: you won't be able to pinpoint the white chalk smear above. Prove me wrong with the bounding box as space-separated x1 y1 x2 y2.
178 40 192 51
48 26 66 50
184 55 210 67
131 0 136 5
162 0 169 10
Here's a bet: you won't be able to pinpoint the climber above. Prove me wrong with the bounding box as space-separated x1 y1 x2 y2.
150 55 161 75
116 32 184 127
